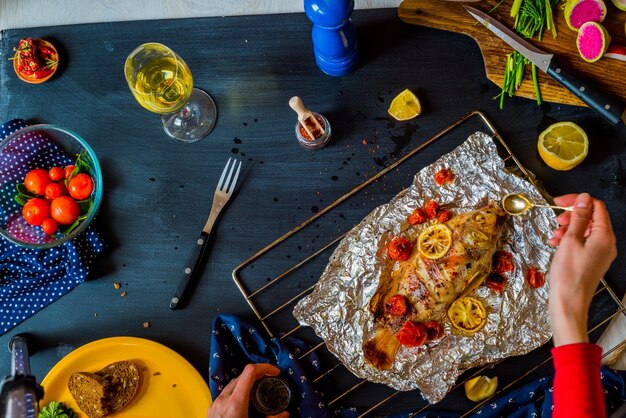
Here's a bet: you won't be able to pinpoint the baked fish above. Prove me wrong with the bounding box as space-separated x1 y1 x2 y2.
364 201 506 370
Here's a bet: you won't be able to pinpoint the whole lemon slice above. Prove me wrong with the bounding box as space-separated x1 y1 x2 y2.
447 296 487 334
388 89 421 121
465 375 498 402
417 224 452 260
537 121 588 171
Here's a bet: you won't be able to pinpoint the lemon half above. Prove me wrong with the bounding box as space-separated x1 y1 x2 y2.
465 375 498 402
388 89 421 121
538 121 588 171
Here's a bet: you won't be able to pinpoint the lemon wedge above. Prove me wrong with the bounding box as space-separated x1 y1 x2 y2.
388 89 421 121
537 121 588 171
447 296 487 334
417 224 452 260
465 375 498 402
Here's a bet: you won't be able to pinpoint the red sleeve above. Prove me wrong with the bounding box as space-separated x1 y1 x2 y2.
552 343 605 418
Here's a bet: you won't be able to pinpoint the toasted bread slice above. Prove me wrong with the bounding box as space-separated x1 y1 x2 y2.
96 360 141 412
68 372 111 418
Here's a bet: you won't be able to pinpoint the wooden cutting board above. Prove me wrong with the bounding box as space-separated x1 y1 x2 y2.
398 0 626 107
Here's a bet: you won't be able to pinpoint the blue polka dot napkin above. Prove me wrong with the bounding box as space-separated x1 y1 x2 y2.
0 119 105 335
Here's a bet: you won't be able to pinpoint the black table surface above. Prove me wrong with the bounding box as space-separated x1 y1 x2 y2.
1 8 626 416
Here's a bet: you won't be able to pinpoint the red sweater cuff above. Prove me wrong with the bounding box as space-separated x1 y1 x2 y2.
551 343 604 418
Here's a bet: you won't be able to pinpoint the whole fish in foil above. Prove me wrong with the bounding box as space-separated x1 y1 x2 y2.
364 201 506 370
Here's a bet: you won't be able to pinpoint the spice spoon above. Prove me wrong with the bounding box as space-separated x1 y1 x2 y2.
501 193 573 216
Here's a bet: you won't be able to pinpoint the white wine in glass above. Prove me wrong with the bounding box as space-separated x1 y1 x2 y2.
124 43 216 142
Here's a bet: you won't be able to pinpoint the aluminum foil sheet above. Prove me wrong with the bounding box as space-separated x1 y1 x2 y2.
293 132 557 403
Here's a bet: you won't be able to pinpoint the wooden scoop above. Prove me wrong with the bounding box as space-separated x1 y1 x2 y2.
289 96 325 140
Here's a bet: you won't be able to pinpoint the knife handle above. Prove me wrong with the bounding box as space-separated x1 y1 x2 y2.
170 231 210 309
547 57 625 126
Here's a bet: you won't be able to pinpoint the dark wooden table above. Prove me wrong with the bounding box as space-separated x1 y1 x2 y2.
1 8 625 416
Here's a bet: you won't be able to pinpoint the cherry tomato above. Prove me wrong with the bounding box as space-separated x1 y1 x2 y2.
385 294 408 316
48 167 63 181
63 165 76 180
395 320 428 347
22 198 50 226
50 196 80 225
41 218 58 235
407 208 428 225
424 321 444 340
493 251 514 274
526 267 546 289
387 237 413 261
44 182 66 201
436 210 453 223
486 272 507 293
434 168 454 186
24 168 52 195
424 200 440 218
67 173 94 200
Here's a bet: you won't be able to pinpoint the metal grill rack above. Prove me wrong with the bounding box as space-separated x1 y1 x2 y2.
232 111 626 416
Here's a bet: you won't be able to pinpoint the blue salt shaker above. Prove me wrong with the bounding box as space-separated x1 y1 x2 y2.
304 0 358 76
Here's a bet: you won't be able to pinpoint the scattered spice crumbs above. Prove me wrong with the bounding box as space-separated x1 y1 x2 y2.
120 291 127 297
153 371 161 376
143 321 150 328
113 282 121 289
172 384 177 388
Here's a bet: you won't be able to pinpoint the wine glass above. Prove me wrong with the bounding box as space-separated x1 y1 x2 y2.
124 43 217 142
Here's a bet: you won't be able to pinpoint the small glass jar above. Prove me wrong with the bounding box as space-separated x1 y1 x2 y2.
295 113 331 150
251 376 291 415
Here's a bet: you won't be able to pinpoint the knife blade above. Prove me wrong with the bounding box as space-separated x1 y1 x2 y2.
464 5 626 126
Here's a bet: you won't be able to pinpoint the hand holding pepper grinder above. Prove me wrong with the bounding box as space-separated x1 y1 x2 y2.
289 96 331 149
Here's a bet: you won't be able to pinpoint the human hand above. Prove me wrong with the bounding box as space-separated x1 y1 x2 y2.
206 363 290 418
547 193 617 347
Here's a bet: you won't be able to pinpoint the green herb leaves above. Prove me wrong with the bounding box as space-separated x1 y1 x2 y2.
38 401 77 418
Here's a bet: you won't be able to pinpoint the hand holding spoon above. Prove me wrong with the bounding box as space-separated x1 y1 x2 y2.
502 193 573 216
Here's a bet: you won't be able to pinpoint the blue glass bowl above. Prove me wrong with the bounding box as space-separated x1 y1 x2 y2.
0 125 103 249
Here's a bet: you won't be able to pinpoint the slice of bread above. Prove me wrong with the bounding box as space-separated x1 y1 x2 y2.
68 372 111 418
96 360 141 412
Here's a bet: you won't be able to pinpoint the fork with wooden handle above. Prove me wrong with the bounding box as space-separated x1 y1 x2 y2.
170 158 242 309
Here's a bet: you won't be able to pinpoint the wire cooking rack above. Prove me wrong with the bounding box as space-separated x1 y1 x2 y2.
232 110 626 416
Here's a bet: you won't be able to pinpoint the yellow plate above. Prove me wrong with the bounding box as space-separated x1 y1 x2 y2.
41 336 212 418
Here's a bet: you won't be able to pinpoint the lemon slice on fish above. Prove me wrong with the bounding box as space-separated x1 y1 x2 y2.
465 375 498 402
417 224 452 260
447 296 487 334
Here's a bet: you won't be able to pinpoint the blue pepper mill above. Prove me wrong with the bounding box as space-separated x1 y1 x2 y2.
304 0 358 76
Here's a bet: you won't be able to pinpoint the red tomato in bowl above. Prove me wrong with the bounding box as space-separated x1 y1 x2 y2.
48 167 63 181
41 218 58 235
63 165 76 180
68 173 94 200
24 168 52 195
50 196 80 225
44 182 66 201
22 198 50 226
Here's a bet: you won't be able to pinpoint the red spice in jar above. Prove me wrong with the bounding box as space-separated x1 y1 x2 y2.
298 115 325 141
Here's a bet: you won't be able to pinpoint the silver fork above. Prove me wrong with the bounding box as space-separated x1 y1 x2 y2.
170 158 242 309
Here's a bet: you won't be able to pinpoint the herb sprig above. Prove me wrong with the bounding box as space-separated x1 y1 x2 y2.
38 401 77 418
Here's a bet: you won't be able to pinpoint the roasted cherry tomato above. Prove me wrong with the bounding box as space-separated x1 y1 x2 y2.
68 173 94 200
486 272 508 293
41 218 58 235
48 166 63 181
424 321 444 340
24 168 52 195
22 198 50 226
436 210 453 223
396 320 428 347
63 165 76 180
434 168 454 186
493 251 514 274
387 237 413 261
408 208 429 225
385 294 408 316
526 267 546 289
50 196 80 225
44 182 66 201
424 199 440 218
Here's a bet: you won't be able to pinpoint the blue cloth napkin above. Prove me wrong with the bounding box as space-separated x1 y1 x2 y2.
210 314 626 418
0 119 105 335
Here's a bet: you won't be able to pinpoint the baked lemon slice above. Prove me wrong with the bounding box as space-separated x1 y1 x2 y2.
388 89 421 121
447 296 487 334
417 224 452 260
465 375 498 402
537 121 588 171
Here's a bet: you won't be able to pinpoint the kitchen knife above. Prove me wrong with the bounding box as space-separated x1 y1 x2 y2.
464 5 626 126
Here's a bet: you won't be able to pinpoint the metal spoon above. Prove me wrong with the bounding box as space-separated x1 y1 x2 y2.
501 193 573 216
